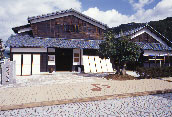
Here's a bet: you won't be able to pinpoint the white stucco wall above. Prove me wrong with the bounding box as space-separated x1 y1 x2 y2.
82 55 113 73
11 48 47 53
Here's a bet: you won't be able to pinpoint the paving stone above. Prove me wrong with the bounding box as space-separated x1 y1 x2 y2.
0 93 169 116
0 73 172 112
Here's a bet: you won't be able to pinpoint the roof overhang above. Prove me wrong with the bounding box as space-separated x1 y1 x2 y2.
12 24 31 33
6 35 172 51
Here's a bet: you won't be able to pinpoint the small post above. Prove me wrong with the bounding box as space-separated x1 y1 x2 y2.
168 53 170 67
148 55 150 68
159 53 161 67
155 54 157 67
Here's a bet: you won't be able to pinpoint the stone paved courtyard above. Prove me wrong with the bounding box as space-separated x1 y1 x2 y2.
0 93 172 116
0 72 172 111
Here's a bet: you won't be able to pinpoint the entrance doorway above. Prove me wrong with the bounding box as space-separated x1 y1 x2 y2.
55 48 73 71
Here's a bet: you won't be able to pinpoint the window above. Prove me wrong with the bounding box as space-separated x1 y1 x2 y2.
74 53 79 62
48 55 55 65
64 25 79 32
55 24 61 33
75 25 79 32
64 25 70 32
98 28 101 34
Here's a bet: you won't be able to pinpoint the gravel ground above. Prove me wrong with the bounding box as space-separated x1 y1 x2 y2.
0 93 172 117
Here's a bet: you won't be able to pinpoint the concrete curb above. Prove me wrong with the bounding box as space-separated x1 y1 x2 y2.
1 89 172 111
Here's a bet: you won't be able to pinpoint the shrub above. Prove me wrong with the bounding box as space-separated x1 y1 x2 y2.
136 66 172 79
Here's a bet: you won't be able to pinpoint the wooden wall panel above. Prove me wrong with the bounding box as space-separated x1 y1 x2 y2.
132 32 159 43
31 15 105 40
40 53 47 72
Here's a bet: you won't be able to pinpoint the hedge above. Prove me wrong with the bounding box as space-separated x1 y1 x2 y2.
136 67 172 79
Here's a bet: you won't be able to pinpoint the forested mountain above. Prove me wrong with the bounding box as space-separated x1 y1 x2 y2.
149 17 172 42
109 17 172 43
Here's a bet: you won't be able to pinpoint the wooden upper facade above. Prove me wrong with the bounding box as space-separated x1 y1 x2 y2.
131 32 159 43
12 9 108 40
31 15 104 39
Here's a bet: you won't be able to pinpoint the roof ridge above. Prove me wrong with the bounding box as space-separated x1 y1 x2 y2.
27 9 108 28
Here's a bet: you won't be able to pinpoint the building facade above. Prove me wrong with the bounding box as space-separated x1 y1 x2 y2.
120 25 172 68
6 9 172 75
6 9 113 75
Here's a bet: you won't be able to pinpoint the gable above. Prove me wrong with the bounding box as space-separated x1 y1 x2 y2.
28 9 108 30
30 15 105 40
131 28 168 46
131 32 159 43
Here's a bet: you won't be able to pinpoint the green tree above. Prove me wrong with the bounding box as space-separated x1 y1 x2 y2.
98 31 141 75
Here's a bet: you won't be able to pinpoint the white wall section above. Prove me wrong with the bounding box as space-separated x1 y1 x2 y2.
11 48 47 53
22 54 31 75
83 55 113 73
32 54 40 74
13 54 21 75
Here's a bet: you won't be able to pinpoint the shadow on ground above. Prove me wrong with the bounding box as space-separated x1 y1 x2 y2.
75 73 111 78
151 93 172 101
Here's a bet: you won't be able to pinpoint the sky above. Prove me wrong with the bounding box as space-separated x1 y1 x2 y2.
0 0 172 42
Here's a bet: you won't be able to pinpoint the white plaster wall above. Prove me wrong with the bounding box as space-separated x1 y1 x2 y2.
13 54 21 75
22 54 31 75
11 48 47 53
83 55 113 73
32 54 40 74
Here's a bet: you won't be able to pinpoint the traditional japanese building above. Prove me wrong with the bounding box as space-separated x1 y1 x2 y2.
6 9 113 75
5 9 172 75
116 24 172 68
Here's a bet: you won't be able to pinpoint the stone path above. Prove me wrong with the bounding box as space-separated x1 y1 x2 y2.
0 72 172 111
1 93 172 116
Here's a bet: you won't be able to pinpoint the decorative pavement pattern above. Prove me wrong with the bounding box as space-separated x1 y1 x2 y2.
0 93 172 116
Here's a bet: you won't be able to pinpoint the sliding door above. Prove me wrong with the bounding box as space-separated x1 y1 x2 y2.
22 54 31 75
32 54 40 74
13 54 21 75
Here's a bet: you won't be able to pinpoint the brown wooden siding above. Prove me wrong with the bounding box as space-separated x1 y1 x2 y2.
131 32 159 43
40 53 48 72
31 15 104 40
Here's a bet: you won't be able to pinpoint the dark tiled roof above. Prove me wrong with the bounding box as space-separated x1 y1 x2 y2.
5 35 172 51
28 9 108 28
135 42 172 51
5 35 102 49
